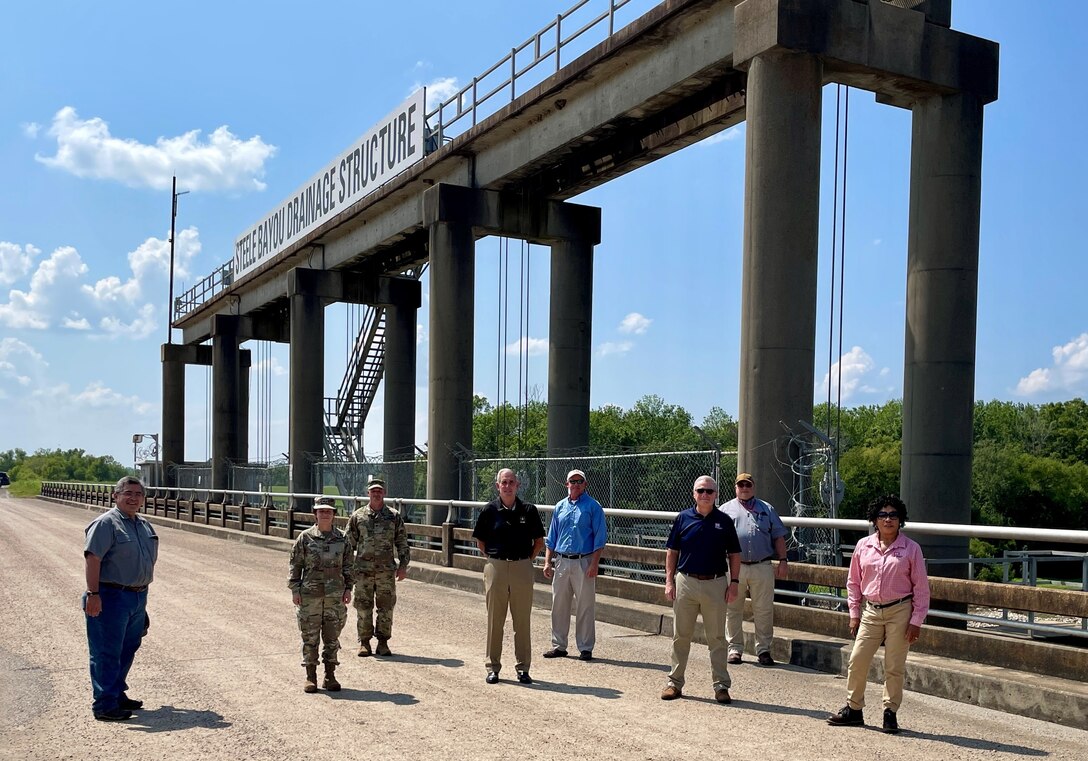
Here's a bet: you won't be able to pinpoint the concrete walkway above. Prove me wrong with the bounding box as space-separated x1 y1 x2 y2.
2 492 1085 761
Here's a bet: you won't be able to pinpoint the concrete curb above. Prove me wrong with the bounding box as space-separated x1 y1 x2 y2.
43 496 1088 729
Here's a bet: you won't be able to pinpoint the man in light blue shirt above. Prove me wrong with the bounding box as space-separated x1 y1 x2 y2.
542 469 607 660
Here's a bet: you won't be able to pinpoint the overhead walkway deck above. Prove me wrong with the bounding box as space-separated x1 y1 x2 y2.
1 492 1084 761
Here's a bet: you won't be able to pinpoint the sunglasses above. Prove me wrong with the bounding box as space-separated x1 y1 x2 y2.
736 481 753 488
876 512 899 520
695 488 717 494
567 478 585 484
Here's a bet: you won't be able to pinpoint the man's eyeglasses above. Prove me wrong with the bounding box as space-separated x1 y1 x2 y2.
567 478 585 484
876 512 899 520
695 488 716 495
736 481 753 488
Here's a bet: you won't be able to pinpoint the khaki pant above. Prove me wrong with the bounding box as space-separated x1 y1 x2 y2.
550 555 597 653
725 560 775 656
668 573 730 691
484 558 534 673
846 598 913 711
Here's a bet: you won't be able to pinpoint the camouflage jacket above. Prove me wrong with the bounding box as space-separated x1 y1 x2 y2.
346 505 410 572
288 525 354 597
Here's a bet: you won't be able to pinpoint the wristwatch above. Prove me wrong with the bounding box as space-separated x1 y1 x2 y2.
86 591 100 595
730 578 740 584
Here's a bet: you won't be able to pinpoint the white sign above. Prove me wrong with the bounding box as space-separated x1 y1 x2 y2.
233 89 427 281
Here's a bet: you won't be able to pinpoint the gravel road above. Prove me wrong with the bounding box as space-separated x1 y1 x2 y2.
1 491 1085 760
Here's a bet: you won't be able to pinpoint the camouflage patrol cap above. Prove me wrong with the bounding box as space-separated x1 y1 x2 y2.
367 477 386 491
314 496 336 510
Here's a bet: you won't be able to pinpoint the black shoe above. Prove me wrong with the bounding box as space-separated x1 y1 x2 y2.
485 672 499 684
757 652 775 666
118 696 144 710
542 648 568 658
516 671 533 684
882 708 900 734
727 651 742 664
827 705 864 726
94 708 133 722
579 650 593 661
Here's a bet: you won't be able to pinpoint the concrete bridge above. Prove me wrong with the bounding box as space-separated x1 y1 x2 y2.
4 492 1086 760
162 0 999 578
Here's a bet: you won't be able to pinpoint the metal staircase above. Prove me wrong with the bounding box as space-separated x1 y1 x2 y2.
324 266 425 461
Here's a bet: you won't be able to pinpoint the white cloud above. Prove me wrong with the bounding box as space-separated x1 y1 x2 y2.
417 323 426 345
1015 332 1088 396
0 242 40 286
33 380 153 415
702 124 745 146
0 337 46 387
35 106 277 192
505 337 548 356
0 229 200 339
415 77 461 111
254 356 287 377
21 122 41 138
873 238 883 246
598 340 633 357
820 346 878 402
619 312 652 335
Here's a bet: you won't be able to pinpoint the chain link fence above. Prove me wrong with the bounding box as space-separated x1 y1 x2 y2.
315 458 427 520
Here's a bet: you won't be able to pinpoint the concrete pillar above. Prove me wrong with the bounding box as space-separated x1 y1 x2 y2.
547 238 594 502
161 344 186 488
737 51 823 517
384 302 418 501
290 286 325 509
211 316 242 495
902 92 984 578
239 351 250 465
427 220 474 522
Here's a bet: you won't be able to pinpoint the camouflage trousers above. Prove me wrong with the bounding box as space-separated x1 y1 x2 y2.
296 594 347 666
354 568 397 641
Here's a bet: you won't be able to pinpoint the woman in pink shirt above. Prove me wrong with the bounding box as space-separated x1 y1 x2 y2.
828 494 930 734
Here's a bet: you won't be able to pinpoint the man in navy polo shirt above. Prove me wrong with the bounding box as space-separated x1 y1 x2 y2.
83 476 159 721
542 468 607 661
661 475 741 704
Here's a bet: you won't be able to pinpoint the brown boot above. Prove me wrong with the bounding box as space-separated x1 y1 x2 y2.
357 640 372 657
303 664 318 693
322 663 341 692
376 639 392 656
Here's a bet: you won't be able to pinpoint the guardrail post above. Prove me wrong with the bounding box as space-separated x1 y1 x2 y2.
287 509 295 539
260 506 269 536
442 520 455 567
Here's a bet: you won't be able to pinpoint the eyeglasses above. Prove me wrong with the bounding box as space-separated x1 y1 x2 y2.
118 491 144 498
736 481 753 488
567 478 585 485
695 488 716 495
876 512 899 520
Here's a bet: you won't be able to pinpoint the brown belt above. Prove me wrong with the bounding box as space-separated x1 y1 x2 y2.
683 572 725 581
101 581 148 593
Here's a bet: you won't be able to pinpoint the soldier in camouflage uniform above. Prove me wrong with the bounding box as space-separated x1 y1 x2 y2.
288 496 353 693
346 477 410 657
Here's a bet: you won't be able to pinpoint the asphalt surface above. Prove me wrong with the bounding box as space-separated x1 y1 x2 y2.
1 490 1085 761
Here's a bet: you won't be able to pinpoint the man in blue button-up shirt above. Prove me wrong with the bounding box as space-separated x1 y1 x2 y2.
542 469 607 661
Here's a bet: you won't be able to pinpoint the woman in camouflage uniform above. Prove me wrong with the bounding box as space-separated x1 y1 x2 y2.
288 496 354 693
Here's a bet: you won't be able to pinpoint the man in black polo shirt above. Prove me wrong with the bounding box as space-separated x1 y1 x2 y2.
661 475 741 704
473 468 545 685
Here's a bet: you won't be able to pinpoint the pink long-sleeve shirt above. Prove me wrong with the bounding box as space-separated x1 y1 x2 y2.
847 532 931 628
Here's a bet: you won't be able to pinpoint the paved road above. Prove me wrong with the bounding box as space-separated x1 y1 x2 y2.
1 492 1085 761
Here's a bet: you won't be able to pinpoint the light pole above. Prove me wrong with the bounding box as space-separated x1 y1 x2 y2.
167 176 190 344
132 433 161 484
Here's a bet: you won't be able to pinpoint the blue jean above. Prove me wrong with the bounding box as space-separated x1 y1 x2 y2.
85 586 147 714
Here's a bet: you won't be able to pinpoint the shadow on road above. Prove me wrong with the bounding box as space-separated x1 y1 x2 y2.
899 728 1046 755
127 705 231 732
327 688 419 705
579 656 669 673
374 654 464 668
508 680 623 700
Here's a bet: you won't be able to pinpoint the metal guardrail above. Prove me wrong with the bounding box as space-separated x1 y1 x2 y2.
41 480 1088 641
172 0 660 321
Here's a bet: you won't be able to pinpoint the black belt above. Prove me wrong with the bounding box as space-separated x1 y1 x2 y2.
868 594 913 610
491 556 530 562
557 552 585 559
101 581 148 593
682 572 726 581
741 557 772 565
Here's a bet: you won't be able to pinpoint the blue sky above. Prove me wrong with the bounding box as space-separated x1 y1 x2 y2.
1 0 1085 467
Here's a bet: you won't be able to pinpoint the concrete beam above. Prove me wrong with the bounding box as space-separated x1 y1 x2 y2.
286 268 422 308
422 184 601 245
734 0 998 104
